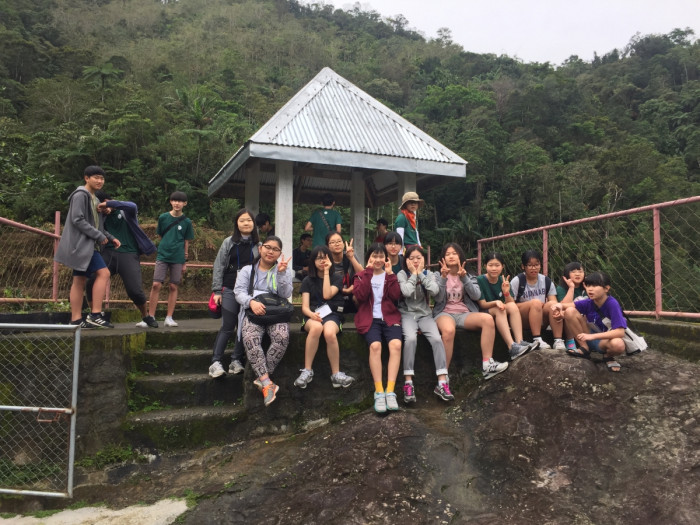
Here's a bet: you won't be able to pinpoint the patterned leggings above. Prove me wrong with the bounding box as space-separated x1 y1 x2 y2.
241 317 290 379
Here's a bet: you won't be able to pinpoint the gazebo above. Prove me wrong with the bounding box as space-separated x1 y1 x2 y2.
208 67 467 261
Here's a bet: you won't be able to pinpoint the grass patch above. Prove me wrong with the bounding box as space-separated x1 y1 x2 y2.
75 444 139 469
0 460 61 486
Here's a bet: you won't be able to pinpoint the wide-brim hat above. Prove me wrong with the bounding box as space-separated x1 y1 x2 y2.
399 191 425 209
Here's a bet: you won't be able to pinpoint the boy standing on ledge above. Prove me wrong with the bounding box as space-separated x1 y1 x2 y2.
55 165 120 328
147 191 194 327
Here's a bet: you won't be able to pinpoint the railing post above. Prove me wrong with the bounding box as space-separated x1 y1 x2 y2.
542 230 549 276
477 241 482 275
653 208 662 319
53 211 60 302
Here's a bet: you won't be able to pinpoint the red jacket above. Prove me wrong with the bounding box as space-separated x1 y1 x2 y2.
352 268 401 334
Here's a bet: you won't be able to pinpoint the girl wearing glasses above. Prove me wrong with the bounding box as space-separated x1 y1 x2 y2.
510 250 564 350
397 245 453 404
234 236 292 407
325 231 363 314
294 245 355 390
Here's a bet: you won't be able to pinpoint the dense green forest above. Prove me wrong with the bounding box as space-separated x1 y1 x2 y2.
1 0 699 250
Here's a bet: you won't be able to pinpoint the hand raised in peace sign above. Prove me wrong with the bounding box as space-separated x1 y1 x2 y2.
276 254 292 274
457 261 467 278
501 275 511 295
344 238 355 260
439 258 450 278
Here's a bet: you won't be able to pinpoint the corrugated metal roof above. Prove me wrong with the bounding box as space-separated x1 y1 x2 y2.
209 67 467 202
250 68 465 164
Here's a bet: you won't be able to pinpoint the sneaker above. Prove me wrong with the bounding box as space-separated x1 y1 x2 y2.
434 382 455 401
85 313 114 329
374 392 387 414
385 392 399 411
535 338 551 350
262 382 279 406
403 383 416 404
521 340 540 352
208 361 225 378
294 369 314 389
164 317 178 327
330 371 355 388
228 360 244 375
135 321 147 328
142 315 158 328
553 339 566 351
253 379 263 391
482 358 509 380
509 342 531 361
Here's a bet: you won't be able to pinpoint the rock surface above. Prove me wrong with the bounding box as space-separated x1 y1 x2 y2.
46 346 698 524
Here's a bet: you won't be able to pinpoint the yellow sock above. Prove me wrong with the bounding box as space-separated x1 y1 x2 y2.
374 382 384 393
386 381 395 393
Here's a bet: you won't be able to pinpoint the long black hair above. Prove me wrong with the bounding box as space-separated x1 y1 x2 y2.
232 208 260 244
307 245 333 279
560 261 583 288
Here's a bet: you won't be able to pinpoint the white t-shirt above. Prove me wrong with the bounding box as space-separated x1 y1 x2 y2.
371 272 386 319
511 274 556 303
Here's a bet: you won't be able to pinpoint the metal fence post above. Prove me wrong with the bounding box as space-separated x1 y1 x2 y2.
653 207 662 319
53 211 60 302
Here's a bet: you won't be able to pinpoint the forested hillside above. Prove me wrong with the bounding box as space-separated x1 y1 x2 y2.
1 0 698 248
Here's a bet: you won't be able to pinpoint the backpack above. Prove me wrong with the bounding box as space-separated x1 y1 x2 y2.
593 302 647 355
515 272 552 302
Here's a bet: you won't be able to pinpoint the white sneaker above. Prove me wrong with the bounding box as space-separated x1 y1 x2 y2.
208 361 225 378
228 360 244 375
482 358 509 380
535 338 551 350
294 368 314 389
164 317 178 327
385 392 399 411
553 339 566 351
135 321 147 328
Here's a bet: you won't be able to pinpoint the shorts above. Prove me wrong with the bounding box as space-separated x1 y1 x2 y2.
587 338 603 353
364 318 402 345
153 260 184 285
72 251 107 277
435 311 472 328
301 313 343 332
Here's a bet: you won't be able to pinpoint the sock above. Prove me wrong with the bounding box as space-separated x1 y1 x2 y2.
405 380 413 386
386 381 395 393
566 339 576 350
534 336 543 342
261 377 271 387
374 382 384 394
439 380 447 386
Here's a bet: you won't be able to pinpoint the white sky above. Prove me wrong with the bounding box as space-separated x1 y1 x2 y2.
325 0 700 64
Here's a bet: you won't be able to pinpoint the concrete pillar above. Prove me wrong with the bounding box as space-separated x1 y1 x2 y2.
350 171 365 265
275 160 294 264
244 163 260 217
396 172 417 202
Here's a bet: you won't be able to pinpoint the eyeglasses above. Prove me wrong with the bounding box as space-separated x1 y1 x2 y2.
328 240 343 245
261 244 281 253
526 263 541 268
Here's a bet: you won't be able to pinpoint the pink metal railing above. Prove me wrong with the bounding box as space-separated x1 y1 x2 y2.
476 196 700 320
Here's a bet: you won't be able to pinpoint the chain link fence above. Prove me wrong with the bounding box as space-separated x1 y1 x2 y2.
0 324 79 498
477 196 700 319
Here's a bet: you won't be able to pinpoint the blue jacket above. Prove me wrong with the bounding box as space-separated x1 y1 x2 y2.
104 200 156 256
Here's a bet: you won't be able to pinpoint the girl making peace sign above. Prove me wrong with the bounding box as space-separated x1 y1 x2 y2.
433 243 508 381
476 252 539 360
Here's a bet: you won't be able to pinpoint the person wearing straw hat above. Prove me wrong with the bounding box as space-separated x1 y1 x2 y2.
394 191 424 249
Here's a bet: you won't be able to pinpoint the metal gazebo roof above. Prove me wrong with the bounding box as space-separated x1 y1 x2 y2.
208 67 467 207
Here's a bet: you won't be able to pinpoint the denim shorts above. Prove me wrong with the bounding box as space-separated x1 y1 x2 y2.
72 251 107 277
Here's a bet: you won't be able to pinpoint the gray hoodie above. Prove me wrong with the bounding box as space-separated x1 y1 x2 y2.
54 186 114 271
397 269 440 318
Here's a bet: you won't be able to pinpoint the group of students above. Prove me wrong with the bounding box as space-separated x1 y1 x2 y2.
55 166 194 330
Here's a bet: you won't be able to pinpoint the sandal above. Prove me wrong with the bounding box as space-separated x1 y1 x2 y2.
566 347 591 359
603 357 621 373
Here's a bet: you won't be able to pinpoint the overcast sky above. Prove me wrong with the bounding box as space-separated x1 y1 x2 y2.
325 0 699 65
